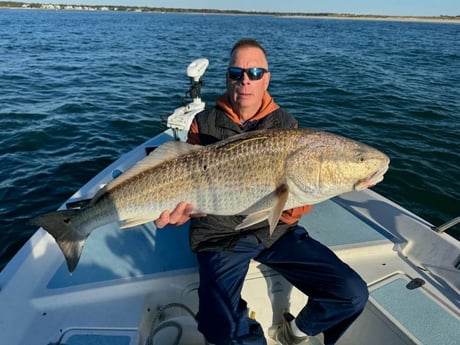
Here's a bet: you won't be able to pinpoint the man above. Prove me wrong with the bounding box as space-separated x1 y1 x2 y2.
156 39 368 345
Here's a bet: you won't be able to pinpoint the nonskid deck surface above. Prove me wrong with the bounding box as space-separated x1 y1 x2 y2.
47 222 197 289
47 195 390 289
370 277 459 345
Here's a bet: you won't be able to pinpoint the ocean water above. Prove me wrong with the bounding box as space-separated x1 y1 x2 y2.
0 10 459 271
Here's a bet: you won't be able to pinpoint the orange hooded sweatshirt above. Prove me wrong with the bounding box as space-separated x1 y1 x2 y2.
188 91 312 225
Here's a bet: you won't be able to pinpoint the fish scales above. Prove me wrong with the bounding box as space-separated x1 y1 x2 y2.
112 129 302 219
31 128 390 272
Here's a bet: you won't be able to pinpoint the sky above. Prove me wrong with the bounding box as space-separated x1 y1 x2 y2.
44 0 460 17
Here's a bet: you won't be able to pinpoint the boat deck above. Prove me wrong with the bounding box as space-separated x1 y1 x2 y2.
1 130 458 345
35 196 459 345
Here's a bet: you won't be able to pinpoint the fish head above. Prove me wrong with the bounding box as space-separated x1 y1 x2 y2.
288 132 390 202
327 143 390 192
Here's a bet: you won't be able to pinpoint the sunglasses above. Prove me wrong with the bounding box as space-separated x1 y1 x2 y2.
227 67 269 81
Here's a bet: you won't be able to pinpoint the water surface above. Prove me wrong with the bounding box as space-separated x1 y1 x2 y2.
1 10 459 270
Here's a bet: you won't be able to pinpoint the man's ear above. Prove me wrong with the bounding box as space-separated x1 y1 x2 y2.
264 72 271 90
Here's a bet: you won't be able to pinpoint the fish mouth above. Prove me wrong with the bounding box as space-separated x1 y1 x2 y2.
353 165 389 191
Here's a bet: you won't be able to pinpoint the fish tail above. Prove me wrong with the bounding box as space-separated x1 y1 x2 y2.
30 209 88 272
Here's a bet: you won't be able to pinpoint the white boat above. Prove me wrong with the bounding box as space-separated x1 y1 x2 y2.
0 59 459 345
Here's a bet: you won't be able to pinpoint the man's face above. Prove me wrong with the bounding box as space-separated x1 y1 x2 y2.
227 46 270 120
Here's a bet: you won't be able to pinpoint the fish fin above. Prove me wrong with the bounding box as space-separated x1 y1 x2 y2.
30 209 88 273
236 183 290 236
92 141 203 204
149 141 204 160
268 183 289 235
236 209 271 230
120 217 158 229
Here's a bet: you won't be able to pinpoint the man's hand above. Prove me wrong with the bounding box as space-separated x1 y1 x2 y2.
155 202 205 228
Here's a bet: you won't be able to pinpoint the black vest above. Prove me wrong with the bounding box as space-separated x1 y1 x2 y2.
189 106 298 252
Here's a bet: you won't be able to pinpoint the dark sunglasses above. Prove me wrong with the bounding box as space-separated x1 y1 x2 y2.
227 67 269 81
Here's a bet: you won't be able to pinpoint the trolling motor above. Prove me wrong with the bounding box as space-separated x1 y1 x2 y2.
186 58 208 101
167 58 209 141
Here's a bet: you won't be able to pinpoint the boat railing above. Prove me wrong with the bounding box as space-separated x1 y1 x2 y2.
432 216 460 234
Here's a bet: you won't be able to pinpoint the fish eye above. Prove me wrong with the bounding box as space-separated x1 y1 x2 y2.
355 152 366 163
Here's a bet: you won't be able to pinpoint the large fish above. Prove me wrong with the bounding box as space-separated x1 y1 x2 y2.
32 128 390 272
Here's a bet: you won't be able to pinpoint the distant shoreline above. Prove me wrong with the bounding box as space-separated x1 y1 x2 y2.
1 1 459 24
284 15 460 24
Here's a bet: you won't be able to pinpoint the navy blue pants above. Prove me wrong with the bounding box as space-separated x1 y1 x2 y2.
196 226 368 345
